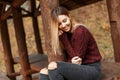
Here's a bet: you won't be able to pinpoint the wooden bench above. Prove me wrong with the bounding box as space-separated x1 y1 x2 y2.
14 54 48 72
101 62 120 80
14 54 120 80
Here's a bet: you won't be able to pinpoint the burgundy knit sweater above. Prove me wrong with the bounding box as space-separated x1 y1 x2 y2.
59 25 102 64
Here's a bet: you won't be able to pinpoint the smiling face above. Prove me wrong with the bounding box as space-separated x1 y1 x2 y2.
58 15 72 32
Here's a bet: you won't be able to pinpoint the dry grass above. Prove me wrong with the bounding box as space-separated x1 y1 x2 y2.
0 0 114 73
70 0 114 62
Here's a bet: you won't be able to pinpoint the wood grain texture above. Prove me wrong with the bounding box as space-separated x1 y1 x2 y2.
106 0 120 62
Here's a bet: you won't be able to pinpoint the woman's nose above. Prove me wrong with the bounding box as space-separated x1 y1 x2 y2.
62 23 66 28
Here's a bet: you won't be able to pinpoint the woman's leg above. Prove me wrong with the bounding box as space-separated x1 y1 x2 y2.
40 61 101 80
57 61 101 80
48 62 64 80
39 68 49 80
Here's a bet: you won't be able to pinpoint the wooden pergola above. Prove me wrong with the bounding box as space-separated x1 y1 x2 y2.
0 0 120 80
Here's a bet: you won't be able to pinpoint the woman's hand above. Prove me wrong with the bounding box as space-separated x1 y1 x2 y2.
71 56 82 65
58 29 63 36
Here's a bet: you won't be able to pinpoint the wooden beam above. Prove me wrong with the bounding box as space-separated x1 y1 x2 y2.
41 0 65 62
0 4 3 11
0 0 26 20
72 0 103 4
0 0 13 3
7 14 32 19
106 0 120 62
0 4 16 80
30 0 43 54
59 0 103 10
12 7 32 80
0 0 104 20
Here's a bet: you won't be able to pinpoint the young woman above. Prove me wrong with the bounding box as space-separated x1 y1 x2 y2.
39 6 102 80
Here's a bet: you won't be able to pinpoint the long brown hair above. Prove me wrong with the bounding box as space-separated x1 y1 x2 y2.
50 6 69 55
52 6 70 21
52 6 78 32
51 6 77 55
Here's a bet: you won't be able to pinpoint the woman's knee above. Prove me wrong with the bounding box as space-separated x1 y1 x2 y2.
40 68 48 75
48 61 57 70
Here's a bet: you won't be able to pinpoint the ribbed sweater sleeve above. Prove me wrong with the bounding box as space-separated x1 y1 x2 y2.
59 32 76 58
72 27 88 59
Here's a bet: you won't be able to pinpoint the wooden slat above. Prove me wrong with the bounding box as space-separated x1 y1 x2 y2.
7 72 20 77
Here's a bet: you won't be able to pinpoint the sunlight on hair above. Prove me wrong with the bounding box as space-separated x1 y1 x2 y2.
51 19 62 55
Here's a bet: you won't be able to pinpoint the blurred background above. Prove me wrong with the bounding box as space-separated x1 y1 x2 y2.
0 0 114 72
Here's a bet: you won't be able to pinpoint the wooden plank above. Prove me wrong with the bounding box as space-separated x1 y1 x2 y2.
30 0 43 54
0 5 16 80
30 60 48 72
0 0 13 3
106 0 120 62
59 0 103 10
12 7 32 80
14 54 48 64
101 62 120 80
14 54 48 72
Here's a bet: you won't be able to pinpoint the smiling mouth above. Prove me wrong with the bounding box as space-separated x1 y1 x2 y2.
64 28 68 31
64 26 69 31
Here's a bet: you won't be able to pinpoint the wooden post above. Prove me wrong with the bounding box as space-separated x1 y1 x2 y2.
30 0 43 54
0 4 16 80
106 0 120 62
41 0 64 62
12 7 32 80
0 20 16 80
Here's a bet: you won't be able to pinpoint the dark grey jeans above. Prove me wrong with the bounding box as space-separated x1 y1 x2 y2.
39 61 101 80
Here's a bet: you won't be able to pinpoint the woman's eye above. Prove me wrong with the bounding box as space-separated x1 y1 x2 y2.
63 19 67 22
